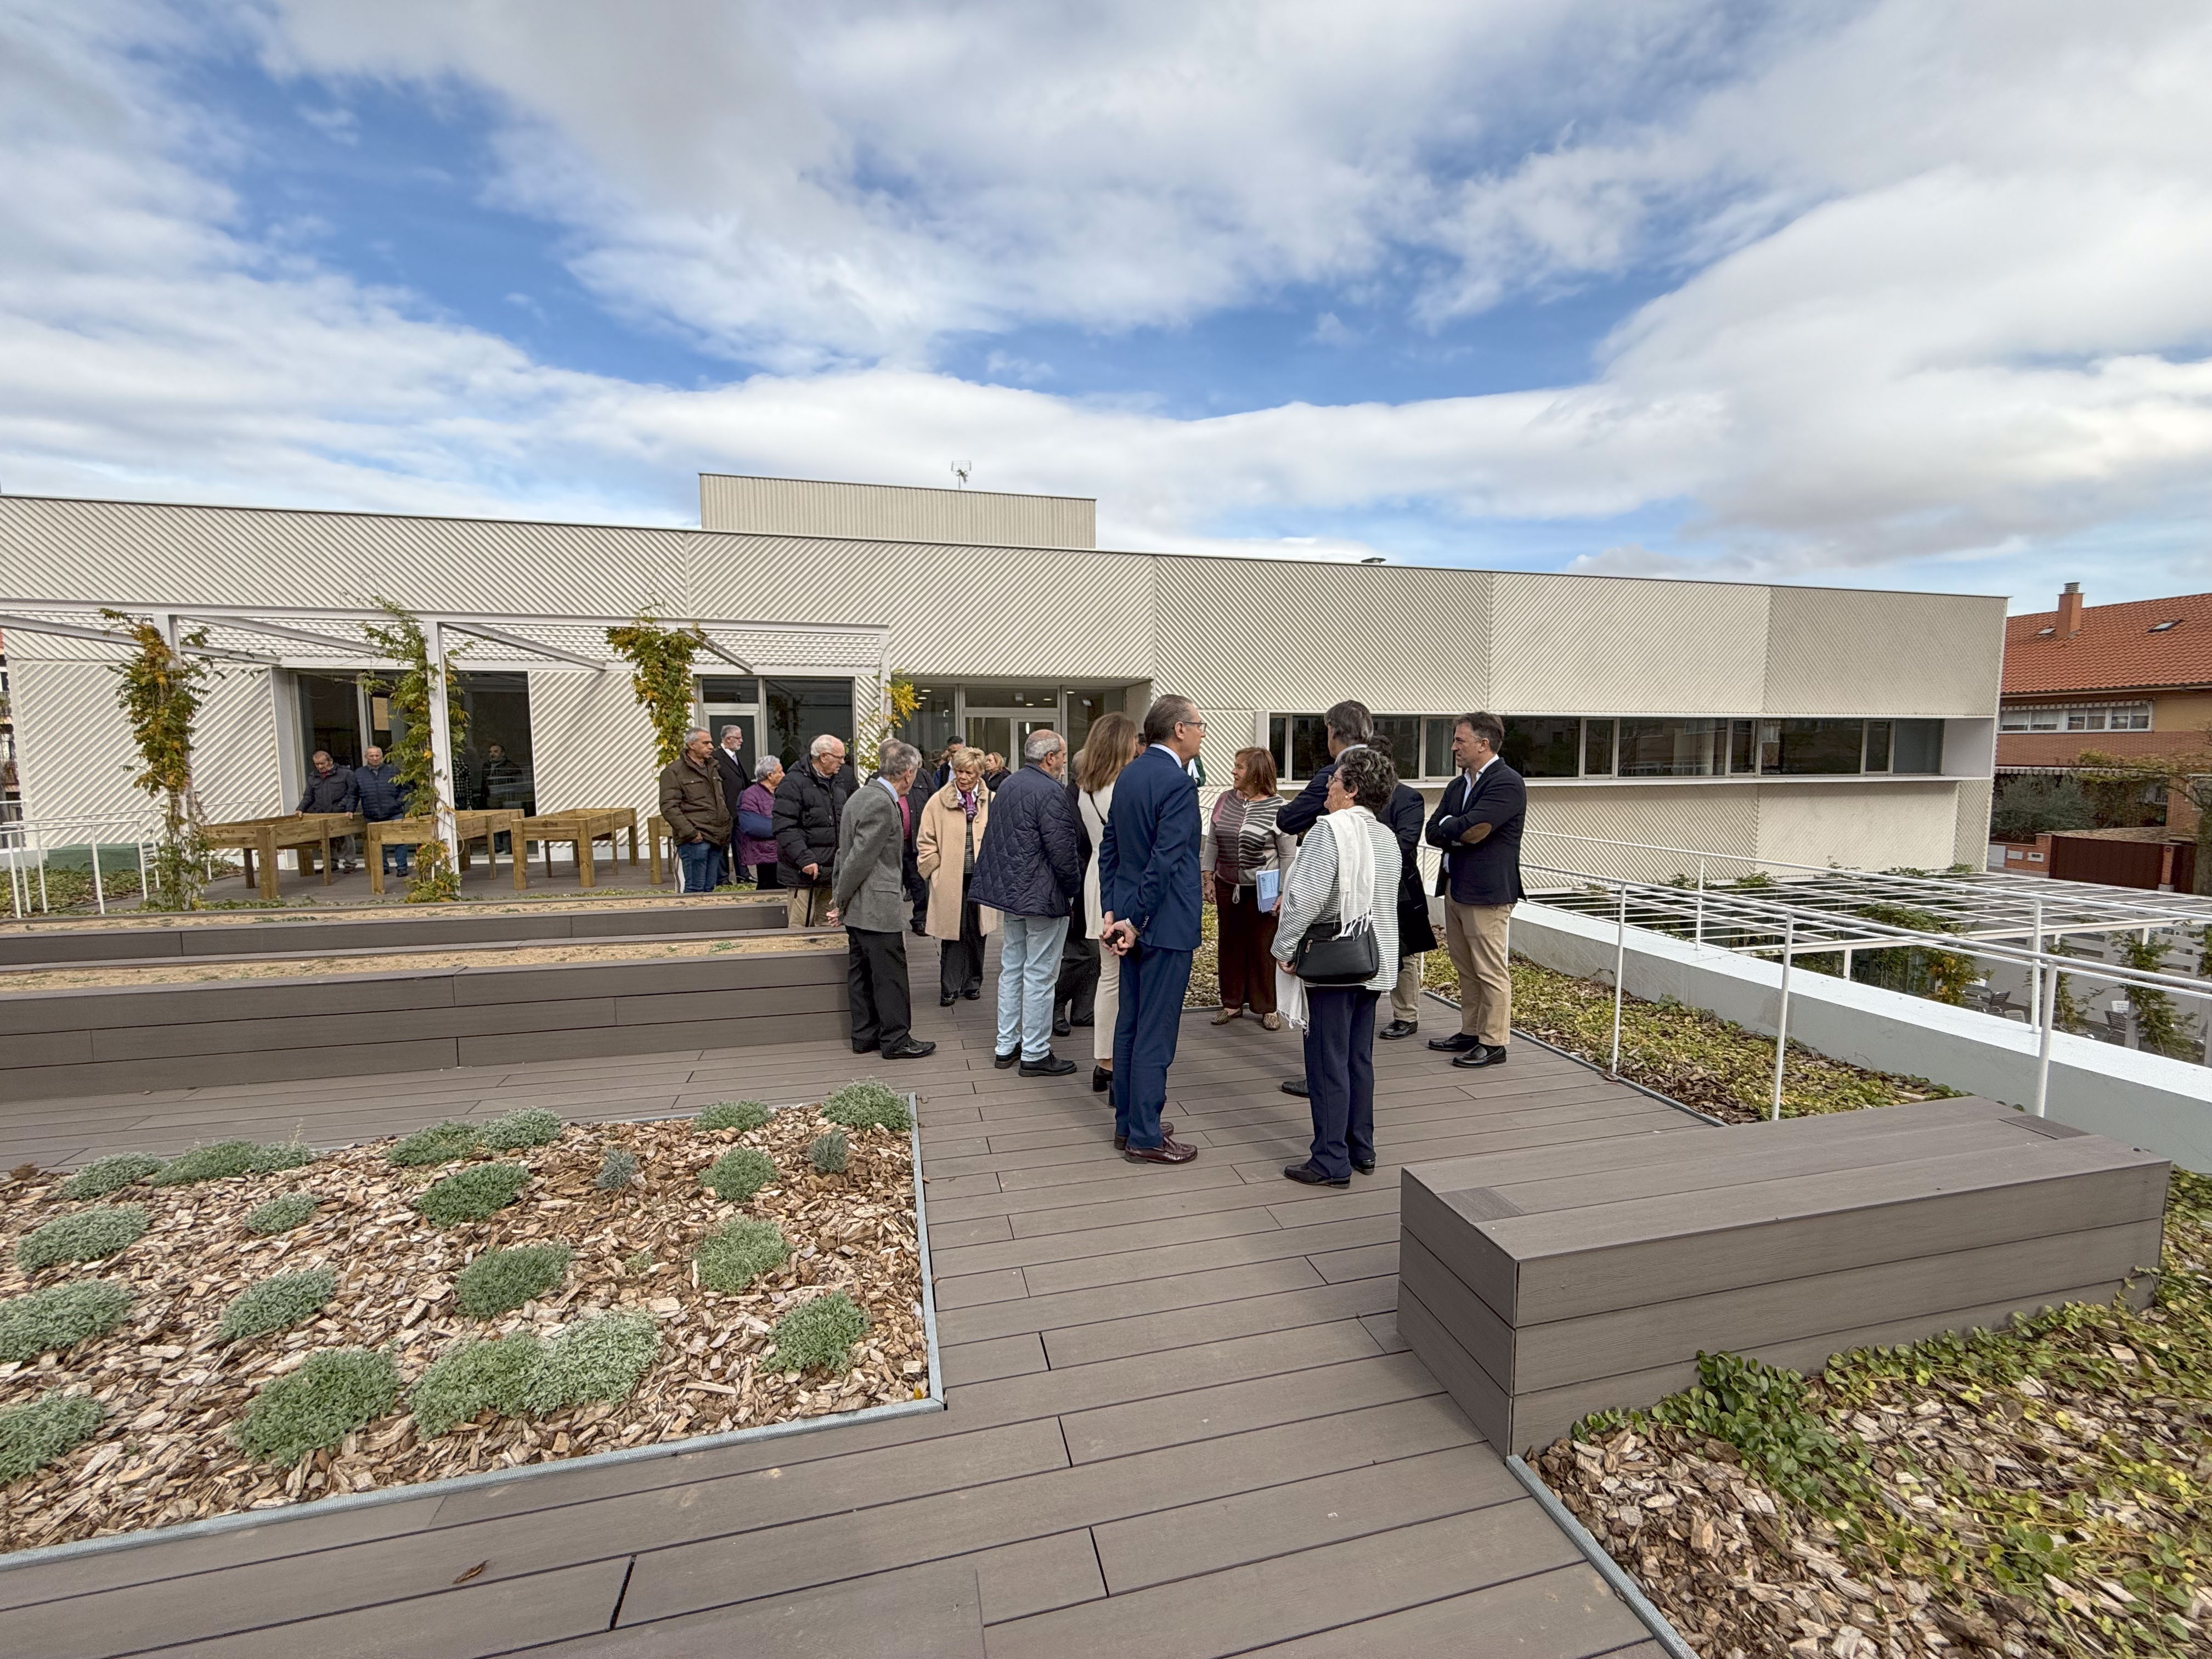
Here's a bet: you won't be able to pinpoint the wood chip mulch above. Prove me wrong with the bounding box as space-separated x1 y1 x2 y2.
0 1109 926 1553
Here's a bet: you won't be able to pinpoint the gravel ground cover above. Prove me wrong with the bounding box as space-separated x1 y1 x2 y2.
0 933 841 994
1535 1171 2210 1657
0 1089 925 1553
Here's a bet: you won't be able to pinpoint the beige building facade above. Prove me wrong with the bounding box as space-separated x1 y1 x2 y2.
0 477 2005 877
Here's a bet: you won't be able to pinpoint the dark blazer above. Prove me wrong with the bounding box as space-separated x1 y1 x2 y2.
1424 761 1527 906
712 745 751 826
1275 756 1341 838
967 764 1085 918
1099 746 1203 951
1385 782 1439 956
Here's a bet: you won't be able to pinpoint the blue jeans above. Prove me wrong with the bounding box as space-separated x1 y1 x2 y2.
996 913 1069 1060
677 838 720 893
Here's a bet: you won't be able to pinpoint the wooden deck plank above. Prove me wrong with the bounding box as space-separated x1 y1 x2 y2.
1238 1561 1649 1657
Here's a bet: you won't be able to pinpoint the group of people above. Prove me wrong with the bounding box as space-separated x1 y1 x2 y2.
296 744 414 877
669 692 1524 1188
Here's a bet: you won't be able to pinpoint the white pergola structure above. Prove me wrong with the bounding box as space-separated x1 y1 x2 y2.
0 601 891 863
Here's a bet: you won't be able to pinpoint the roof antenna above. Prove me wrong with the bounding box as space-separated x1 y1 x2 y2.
950 461 972 489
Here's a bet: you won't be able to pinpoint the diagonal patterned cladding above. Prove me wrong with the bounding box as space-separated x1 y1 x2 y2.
1756 781 1961 871
1521 783 1764 885
1764 587 2004 717
191 666 284 819
1491 573 1767 714
0 496 693 617
530 673 663 822
679 537 1155 682
699 474 1096 550
1151 560 1490 712
10 659 144 824
1950 777 1995 867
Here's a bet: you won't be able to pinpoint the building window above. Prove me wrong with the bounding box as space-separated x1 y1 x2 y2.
1728 719 1757 774
1502 716 1582 778
1892 718 1944 773
1761 718 1865 776
764 678 854 770
458 672 536 814
1372 715 1422 775
1865 720 1893 772
1267 713 1334 781
1618 718 1726 777
1583 719 1615 777
1999 702 2148 732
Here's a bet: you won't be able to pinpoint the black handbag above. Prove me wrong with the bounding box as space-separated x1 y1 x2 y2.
1292 917 1380 985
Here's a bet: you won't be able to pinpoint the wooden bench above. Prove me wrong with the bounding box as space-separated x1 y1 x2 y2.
1396 1097 2170 1455
202 814 365 901
520 808 640 889
364 810 527 895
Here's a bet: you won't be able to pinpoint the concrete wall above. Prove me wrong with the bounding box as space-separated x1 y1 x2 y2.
1509 902 2212 1173
699 474 1095 549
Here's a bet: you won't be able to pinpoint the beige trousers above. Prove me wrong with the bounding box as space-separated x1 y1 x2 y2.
1094 948 1121 1064
1444 901 1513 1045
787 883 834 928
1391 955 1424 1023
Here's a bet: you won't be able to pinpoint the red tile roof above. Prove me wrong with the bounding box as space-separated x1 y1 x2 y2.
2003 588 2212 696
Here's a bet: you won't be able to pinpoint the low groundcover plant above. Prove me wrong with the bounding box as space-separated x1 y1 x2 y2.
0 1280 133 1364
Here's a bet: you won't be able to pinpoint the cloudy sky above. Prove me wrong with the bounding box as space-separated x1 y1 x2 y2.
3 1 2208 608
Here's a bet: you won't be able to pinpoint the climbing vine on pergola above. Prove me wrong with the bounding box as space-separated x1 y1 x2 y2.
361 600 469 900
606 614 709 768
101 611 214 910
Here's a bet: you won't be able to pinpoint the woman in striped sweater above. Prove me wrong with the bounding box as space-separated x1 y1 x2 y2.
1203 746 1298 1029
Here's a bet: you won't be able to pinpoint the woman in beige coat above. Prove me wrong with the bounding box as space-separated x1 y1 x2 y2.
916 747 1000 1006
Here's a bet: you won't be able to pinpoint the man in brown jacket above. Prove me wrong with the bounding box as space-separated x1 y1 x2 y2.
659 727 731 893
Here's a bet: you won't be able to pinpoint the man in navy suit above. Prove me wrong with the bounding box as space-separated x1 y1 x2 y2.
1424 712 1526 1069
1276 700 1371 837
1099 695 1206 1165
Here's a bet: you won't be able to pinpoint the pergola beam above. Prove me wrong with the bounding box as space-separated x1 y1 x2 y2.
0 611 277 665
438 620 608 670
169 612 383 657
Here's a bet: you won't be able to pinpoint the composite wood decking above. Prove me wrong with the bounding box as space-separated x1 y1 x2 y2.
0 947 1692 1657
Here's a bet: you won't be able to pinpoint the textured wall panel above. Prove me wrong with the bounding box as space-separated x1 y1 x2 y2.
1754 783 1961 872
529 673 663 822
1764 588 2004 717
699 475 1094 549
1520 783 1764 884
11 659 144 827
1152 560 1490 712
1489 574 1769 714
1950 777 1995 866
191 666 284 820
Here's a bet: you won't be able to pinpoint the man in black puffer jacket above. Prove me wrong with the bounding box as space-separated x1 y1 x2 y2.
296 750 361 872
773 734 857 927
354 745 413 879
968 730 1085 1076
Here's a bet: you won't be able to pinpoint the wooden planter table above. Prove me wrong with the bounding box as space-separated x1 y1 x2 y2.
364 810 528 895
202 814 365 901
520 808 640 889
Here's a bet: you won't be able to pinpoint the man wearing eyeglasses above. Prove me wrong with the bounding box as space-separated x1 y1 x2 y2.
1098 695 1207 1165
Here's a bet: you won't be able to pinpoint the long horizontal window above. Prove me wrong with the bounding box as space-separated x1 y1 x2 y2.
1999 702 2150 732
1263 714 1948 782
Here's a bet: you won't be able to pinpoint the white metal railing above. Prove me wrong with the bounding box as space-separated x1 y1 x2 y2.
1521 860 2212 1122
2 801 270 918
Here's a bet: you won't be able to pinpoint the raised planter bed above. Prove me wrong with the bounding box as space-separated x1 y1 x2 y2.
0 1084 938 1560
0 899 786 970
1397 1096 2170 1454
0 941 848 1102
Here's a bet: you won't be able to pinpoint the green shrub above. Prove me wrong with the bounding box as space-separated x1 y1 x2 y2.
17 1206 150 1271
480 1107 563 1150
0 1281 133 1363
149 1139 313 1187
622 1249 655 1276
0 1392 104 1482
218 1268 338 1342
821 1081 910 1133
409 1333 544 1437
244 1193 320 1235
529 1311 659 1413
387 1120 481 1167
769 1292 868 1374
232 1349 399 1466
60 1153 161 1200
454 1244 573 1318
696 1099 772 1133
595 1148 639 1190
809 1130 850 1175
413 1163 531 1227
702 1148 776 1204
695 1220 791 1293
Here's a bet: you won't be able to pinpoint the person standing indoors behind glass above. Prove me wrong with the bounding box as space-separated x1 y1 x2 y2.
1071 713 1140 1094
1273 746 1401 1187
915 746 997 1007
1205 746 1295 1030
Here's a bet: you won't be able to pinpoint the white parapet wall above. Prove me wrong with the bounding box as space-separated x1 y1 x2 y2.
1510 902 2212 1173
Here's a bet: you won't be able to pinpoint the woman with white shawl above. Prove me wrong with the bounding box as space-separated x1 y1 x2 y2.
1271 746 1402 1187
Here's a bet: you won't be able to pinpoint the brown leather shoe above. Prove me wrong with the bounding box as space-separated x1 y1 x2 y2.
1210 1007 1241 1025
1113 1121 1174 1151
1122 1135 1198 1165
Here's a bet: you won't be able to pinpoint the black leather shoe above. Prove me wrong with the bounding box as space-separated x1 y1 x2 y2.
1279 1078 1308 1098
1282 1161 1349 1188
939 992 957 1007
1071 1013 1094 1028
1124 1136 1198 1165
1020 1053 1077 1077
994 1049 1019 1069
1427 1032 1481 1052
962 987 982 1000
1378 1020 1419 1041
1352 1159 1376 1176
852 1042 876 1056
1451 1043 1509 1069
1092 1066 1111 1094
1053 1013 1073 1036
1112 1121 1172 1150
883 1039 936 1059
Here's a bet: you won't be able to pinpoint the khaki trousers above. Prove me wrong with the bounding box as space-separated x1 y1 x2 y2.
1444 900 1513 1045
788 883 834 928
1391 955 1424 1023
